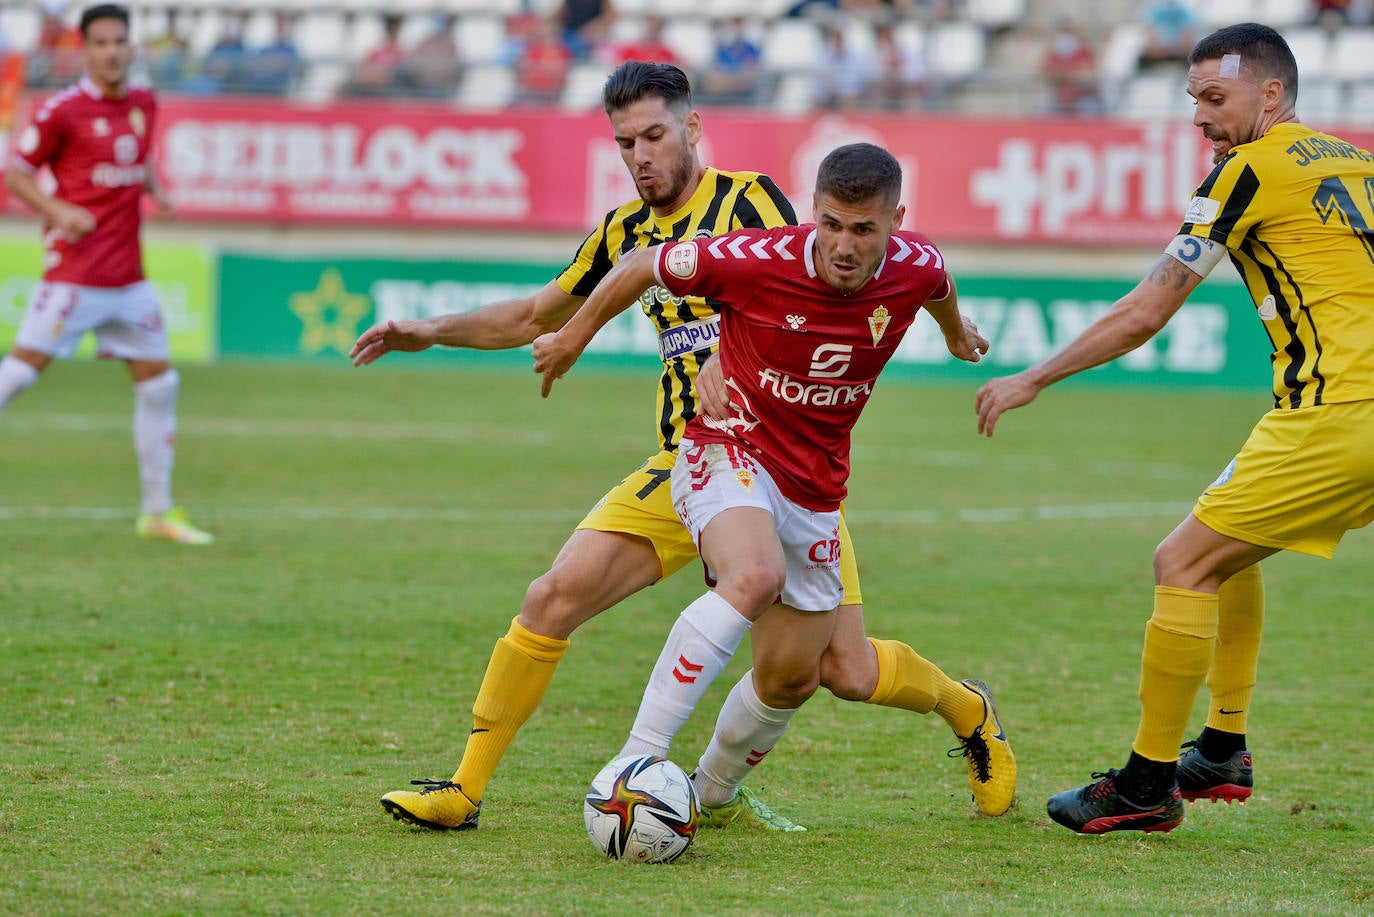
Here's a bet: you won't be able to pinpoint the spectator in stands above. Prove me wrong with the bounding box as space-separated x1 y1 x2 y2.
1312 0 1355 29
402 13 460 98
516 14 573 104
1140 0 1198 68
241 12 300 96
604 15 680 68
813 23 872 110
559 0 614 60
698 16 763 106
183 10 248 95
145 7 190 92
869 21 931 110
31 1 83 88
1042 19 1102 115
344 13 406 98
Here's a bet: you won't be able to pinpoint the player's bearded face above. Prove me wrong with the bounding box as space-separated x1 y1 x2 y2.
609 99 701 211
1188 58 1267 164
83 18 133 90
812 192 904 294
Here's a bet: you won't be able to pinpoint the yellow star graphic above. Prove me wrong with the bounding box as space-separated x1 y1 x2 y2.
287 268 372 356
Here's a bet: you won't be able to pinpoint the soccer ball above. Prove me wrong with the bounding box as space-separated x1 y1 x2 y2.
584 754 700 863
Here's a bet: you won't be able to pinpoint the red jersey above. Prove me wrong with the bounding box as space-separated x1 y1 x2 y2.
13 77 157 287
653 224 950 511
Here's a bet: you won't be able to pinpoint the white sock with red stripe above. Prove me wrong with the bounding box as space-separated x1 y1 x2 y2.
693 670 797 807
133 369 179 516
0 355 39 411
619 592 751 759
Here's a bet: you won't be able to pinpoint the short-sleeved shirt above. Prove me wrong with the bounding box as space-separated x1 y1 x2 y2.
1178 122 1374 409
556 167 796 451
652 224 951 511
13 77 156 288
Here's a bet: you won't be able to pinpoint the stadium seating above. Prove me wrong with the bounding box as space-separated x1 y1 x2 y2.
8 1 1374 124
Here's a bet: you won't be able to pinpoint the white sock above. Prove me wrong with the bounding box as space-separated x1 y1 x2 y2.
133 369 179 516
619 592 752 759
0 355 39 411
693 671 797 807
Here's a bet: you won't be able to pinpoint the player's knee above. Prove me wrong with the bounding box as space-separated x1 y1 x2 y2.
520 568 594 638
818 646 873 702
715 562 785 615
755 667 820 709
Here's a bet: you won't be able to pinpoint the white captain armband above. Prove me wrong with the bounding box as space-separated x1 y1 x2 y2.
1164 234 1225 276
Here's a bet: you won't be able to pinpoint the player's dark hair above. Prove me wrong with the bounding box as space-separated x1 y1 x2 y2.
602 61 693 115
1190 23 1298 101
815 143 902 207
80 3 129 37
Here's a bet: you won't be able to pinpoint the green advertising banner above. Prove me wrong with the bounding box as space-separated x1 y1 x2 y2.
218 252 1275 391
0 235 216 363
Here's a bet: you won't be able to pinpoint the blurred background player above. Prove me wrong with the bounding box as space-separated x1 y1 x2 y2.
0 3 211 545
976 23 1374 834
353 62 1014 832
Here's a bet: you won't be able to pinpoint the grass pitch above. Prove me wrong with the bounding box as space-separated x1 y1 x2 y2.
1 359 1370 916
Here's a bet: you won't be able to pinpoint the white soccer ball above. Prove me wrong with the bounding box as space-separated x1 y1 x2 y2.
584 754 700 863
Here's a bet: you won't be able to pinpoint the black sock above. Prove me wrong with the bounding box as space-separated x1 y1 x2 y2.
1116 751 1177 804
1197 726 1247 762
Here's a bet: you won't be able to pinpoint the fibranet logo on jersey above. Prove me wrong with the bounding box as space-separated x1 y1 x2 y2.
756 368 871 407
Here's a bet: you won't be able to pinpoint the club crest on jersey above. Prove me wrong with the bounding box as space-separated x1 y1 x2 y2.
786 314 806 330
129 107 146 138
664 242 698 280
868 305 891 345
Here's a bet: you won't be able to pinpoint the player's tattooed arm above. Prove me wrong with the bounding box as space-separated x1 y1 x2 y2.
1145 254 1199 292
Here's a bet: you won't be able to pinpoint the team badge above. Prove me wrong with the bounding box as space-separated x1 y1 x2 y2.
868 305 891 345
734 468 755 493
129 107 146 138
1257 294 1278 320
664 242 698 280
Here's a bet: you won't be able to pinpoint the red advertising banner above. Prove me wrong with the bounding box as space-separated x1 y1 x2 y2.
6 95 1374 247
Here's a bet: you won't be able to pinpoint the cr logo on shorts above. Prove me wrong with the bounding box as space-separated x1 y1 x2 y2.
808 538 842 564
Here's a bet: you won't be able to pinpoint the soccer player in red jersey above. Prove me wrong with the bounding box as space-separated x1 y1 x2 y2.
1 4 211 544
534 143 1002 814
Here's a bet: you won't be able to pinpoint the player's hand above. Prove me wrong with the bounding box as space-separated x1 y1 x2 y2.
697 352 729 422
50 200 96 241
532 331 581 398
349 319 437 366
150 191 176 221
974 372 1039 437
945 315 989 363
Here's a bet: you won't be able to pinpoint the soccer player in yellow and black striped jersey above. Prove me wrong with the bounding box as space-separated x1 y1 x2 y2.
977 23 1374 834
351 61 1014 832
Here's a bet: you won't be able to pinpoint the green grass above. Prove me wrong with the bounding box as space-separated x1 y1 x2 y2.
1 360 1370 916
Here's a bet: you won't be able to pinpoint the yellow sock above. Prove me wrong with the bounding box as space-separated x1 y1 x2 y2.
1206 564 1264 735
865 638 982 734
1133 587 1218 762
452 617 568 801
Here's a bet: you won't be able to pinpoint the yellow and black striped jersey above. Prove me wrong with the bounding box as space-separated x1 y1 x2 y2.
556 167 796 450
1180 122 1374 409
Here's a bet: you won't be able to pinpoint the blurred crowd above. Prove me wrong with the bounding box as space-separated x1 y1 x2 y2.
4 0 1371 115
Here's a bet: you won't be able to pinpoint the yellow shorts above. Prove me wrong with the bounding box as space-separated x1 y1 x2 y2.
1194 400 1374 558
577 449 864 605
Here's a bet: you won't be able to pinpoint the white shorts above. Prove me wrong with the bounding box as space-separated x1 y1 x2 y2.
14 280 168 361
671 439 843 613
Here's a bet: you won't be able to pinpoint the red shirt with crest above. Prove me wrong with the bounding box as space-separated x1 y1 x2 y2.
653 224 950 511
13 77 157 287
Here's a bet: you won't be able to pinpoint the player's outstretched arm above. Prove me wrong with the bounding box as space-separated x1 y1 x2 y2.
350 280 583 366
922 280 988 364
533 248 659 397
975 254 1203 437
